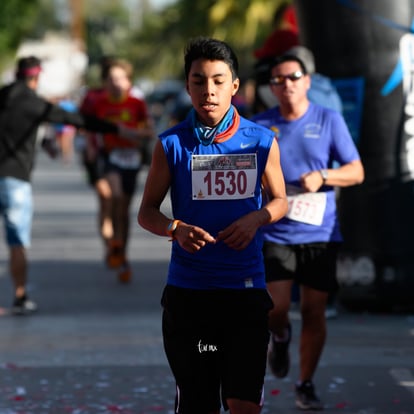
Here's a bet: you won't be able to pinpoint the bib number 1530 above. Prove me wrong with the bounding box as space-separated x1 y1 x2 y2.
192 154 257 200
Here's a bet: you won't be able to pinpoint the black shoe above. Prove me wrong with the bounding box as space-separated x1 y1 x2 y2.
12 295 38 316
295 380 323 411
268 324 291 378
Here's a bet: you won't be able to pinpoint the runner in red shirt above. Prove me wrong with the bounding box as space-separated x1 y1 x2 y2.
91 58 154 283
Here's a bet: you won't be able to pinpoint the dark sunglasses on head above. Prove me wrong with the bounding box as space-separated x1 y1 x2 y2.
270 71 304 85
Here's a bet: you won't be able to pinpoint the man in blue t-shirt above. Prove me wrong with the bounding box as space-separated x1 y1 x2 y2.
283 45 343 318
252 54 364 411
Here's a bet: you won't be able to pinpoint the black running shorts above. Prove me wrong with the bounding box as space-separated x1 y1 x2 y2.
161 285 273 414
103 152 140 196
263 241 340 292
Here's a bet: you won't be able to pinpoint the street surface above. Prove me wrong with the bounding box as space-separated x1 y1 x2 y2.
0 151 413 414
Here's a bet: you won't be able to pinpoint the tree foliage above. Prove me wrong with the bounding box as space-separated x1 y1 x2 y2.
0 0 42 67
0 0 289 83
128 0 287 81
0 0 73 73
83 0 131 65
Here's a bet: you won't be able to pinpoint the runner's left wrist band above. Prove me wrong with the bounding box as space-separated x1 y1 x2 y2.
166 219 181 239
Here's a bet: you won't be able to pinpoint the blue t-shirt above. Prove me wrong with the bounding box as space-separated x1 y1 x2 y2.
160 114 275 290
252 102 360 244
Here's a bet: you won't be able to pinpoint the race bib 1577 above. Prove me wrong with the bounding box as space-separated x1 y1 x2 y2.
286 186 327 226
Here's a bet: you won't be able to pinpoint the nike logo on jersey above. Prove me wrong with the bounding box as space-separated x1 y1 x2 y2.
240 142 255 149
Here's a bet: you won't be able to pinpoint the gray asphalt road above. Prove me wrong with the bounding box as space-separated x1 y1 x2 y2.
0 151 413 414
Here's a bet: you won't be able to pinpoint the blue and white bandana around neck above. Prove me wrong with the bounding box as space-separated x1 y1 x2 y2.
190 106 235 146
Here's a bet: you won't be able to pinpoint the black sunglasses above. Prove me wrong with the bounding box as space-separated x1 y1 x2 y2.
270 71 304 85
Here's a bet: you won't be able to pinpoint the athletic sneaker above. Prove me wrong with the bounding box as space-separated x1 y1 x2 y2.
12 295 38 316
295 380 323 411
118 261 132 284
106 240 125 269
268 323 291 378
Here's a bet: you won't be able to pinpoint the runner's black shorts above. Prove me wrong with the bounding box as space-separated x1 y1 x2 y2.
161 285 274 414
263 241 341 293
82 150 105 186
103 152 140 196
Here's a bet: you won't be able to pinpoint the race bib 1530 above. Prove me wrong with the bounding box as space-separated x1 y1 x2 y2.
192 153 257 200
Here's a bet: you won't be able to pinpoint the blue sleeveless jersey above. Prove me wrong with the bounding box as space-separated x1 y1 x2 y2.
160 115 274 289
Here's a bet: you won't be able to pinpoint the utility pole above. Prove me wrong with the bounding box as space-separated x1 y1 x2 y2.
69 0 84 44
